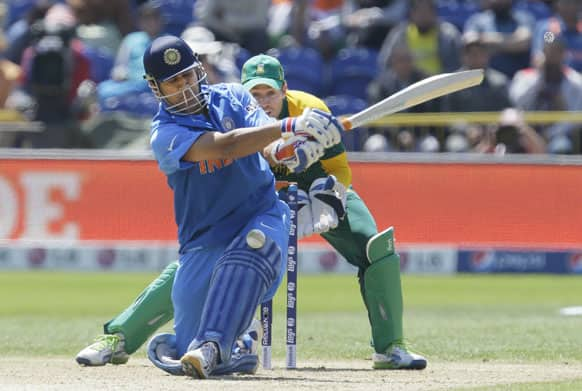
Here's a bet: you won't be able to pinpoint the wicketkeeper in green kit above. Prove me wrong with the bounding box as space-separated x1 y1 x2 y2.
76 54 427 371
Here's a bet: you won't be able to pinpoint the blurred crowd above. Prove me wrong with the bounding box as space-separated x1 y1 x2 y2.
0 0 581 154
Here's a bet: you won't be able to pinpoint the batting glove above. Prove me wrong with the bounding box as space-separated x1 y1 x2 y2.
271 136 324 173
308 175 347 234
280 108 343 148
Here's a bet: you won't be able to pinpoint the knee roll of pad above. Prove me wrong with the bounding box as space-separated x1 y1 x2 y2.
216 232 282 287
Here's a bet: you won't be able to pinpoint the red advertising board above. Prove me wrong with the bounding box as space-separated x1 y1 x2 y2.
1 158 581 247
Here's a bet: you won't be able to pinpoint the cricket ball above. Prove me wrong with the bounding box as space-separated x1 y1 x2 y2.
246 229 266 249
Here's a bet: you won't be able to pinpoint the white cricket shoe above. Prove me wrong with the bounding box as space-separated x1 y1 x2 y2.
181 342 219 379
372 343 427 370
76 334 129 366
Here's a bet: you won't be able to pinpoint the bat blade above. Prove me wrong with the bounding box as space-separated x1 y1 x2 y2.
275 69 484 160
343 69 484 129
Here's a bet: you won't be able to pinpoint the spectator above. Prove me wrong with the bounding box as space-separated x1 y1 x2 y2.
66 0 130 56
378 0 462 76
0 31 23 109
147 0 195 36
474 108 547 154
96 1 163 111
267 0 296 47
464 0 536 78
110 2 163 83
17 4 92 147
442 32 512 112
0 60 22 109
395 129 416 151
195 0 271 55
342 0 408 50
510 36 582 146
531 0 582 73
4 0 52 65
369 43 444 151
181 25 239 84
369 44 430 106
286 0 345 61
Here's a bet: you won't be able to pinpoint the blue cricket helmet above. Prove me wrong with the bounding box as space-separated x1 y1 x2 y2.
143 35 208 115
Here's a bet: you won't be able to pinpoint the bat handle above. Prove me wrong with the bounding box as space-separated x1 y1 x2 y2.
274 117 352 161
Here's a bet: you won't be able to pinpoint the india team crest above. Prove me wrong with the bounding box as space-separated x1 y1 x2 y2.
222 117 235 130
163 48 181 65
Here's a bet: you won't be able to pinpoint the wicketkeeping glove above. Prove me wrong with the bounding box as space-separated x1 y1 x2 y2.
296 189 315 239
271 136 324 173
308 175 347 234
280 108 343 148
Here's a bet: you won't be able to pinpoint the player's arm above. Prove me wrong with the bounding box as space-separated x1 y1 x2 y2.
184 108 342 163
183 123 282 162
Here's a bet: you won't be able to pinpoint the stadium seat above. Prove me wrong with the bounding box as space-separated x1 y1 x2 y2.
324 94 367 151
328 47 378 100
272 47 325 95
83 46 115 83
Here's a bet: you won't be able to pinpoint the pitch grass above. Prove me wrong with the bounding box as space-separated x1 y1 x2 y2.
1 272 582 366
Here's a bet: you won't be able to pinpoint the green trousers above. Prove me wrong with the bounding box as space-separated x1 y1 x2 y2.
322 189 404 353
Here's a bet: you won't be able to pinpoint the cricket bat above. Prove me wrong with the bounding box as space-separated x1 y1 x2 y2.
275 68 484 160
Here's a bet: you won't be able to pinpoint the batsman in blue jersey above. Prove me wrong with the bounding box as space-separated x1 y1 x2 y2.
140 35 342 379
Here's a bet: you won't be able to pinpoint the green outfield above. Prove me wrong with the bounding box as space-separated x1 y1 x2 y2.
1 272 582 389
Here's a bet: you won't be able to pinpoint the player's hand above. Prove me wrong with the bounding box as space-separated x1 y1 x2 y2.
280 108 343 148
308 175 347 234
296 189 315 239
271 136 324 173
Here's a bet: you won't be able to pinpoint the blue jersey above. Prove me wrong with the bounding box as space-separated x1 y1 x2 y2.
150 83 277 252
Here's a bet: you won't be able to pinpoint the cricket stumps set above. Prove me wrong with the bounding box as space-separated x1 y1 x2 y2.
261 181 298 369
